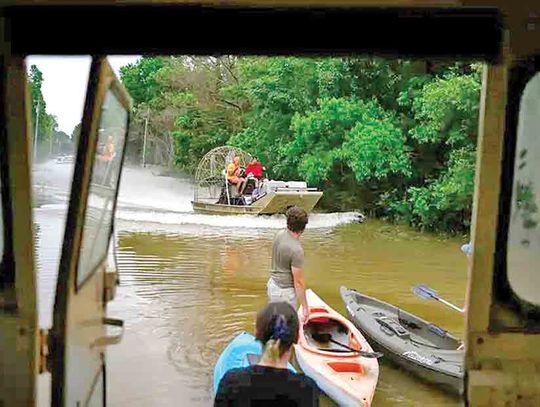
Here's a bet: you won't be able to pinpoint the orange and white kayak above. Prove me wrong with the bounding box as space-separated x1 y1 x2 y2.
295 289 379 406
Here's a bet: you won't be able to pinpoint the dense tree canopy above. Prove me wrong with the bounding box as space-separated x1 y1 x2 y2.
121 56 482 233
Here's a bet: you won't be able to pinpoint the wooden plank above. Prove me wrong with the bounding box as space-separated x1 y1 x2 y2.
468 332 540 361
4 0 462 6
465 57 508 338
1 49 38 406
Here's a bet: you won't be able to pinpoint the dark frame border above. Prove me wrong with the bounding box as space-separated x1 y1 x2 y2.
0 59 14 290
5 5 502 62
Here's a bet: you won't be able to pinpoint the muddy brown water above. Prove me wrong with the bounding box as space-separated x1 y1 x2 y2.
35 164 467 406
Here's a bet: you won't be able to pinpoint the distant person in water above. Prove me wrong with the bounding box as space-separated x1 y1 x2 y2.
214 301 320 406
268 206 310 324
227 155 246 195
96 135 116 184
98 135 115 162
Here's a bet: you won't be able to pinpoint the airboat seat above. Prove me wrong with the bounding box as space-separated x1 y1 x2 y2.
243 177 257 195
193 146 259 207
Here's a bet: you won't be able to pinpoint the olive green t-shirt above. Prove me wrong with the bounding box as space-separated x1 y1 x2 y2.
270 229 304 289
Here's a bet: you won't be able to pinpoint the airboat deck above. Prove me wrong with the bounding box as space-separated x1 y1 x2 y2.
192 189 323 215
191 146 323 215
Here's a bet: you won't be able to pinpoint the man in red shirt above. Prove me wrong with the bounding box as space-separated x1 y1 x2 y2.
244 157 265 180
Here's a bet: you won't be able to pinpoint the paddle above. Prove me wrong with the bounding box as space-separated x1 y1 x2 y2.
311 332 383 359
412 284 464 313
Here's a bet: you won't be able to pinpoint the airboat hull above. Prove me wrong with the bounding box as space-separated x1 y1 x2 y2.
191 190 323 215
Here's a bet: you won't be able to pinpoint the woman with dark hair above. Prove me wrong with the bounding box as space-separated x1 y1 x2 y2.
214 302 320 406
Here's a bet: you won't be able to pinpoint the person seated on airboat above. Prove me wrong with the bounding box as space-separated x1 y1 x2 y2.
245 156 266 181
244 156 267 194
226 155 247 195
221 157 265 205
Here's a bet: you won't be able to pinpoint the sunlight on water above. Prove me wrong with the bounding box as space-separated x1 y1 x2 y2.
115 209 363 230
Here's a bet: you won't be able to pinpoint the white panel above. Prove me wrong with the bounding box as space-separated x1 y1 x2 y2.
507 72 540 306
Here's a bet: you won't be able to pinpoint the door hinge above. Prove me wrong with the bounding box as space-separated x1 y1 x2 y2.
90 318 125 349
38 329 49 374
104 270 119 303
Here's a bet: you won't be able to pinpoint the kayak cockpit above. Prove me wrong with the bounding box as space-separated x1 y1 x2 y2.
303 314 362 354
347 289 460 351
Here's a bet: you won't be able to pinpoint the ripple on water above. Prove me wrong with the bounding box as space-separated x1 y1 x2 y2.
32 166 464 406
113 220 464 406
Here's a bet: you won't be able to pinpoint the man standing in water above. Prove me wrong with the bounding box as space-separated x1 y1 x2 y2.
267 206 310 323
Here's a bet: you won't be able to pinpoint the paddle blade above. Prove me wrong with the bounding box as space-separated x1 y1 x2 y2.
412 284 439 300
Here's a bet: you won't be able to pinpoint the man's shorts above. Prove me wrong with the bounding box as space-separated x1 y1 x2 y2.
267 278 297 308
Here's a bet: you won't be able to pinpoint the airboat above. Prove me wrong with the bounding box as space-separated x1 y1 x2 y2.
191 146 323 215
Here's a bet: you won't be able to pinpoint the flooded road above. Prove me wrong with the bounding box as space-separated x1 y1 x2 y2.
34 163 467 406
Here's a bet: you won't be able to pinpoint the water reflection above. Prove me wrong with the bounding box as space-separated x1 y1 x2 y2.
110 220 465 406
33 164 465 406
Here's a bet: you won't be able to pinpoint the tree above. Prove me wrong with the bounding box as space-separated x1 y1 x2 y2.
71 123 81 142
121 56 244 169
228 57 320 179
52 130 73 155
28 65 59 159
120 57 165 105
386 68 482 232
118 55 482 232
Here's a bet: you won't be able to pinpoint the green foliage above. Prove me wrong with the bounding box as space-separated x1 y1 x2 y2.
28 65 58 155
124 56 482 233
120 57 165 105
228 57 320 179
345 58 404 110
407 73 481 146
123 57 244 171
343 104 411 182
288 97 411 186
390 146 476 232
316 59 352 99
71 123 81 141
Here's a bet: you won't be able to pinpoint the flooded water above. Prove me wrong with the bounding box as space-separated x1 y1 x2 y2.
34 162 466 406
